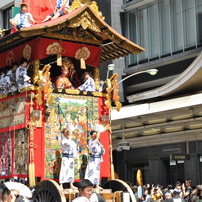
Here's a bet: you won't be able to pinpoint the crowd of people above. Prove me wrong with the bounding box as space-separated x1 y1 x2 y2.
131 179 202 202
0 58 32 95
2 0 101 94
0 56 98 96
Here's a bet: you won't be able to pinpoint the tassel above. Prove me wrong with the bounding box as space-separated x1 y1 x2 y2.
80 57 86 69
29 162 35 187
57 54 62 66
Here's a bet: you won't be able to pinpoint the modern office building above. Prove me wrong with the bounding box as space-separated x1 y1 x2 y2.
111 0 202 187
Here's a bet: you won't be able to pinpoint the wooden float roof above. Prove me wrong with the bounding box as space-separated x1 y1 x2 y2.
0 4 144 62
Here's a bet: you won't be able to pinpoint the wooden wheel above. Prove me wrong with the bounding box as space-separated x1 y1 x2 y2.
102 179 136 202
32 180 66 202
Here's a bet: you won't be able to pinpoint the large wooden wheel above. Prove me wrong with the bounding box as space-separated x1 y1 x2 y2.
32 180 66 202
102 179 136 202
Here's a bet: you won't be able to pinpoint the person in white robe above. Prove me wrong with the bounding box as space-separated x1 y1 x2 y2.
84 130 105 189
59 128 78 189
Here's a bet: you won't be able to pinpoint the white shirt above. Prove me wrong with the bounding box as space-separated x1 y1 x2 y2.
78 77 95 92
14 12 33 28
56 0 69 9
72 196 90 202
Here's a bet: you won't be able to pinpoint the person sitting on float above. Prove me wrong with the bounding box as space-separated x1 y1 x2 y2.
42 0 72 22
0 67 7 95
10 3 35 31
55 60 74 89
4 65 12 94
16 58 32 90
78 72 95 92
10 62 19 93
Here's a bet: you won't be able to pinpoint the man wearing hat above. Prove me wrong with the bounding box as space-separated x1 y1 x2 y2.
10 3 35 30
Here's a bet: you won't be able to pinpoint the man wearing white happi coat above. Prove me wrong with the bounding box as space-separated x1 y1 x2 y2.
78 72 95 92
0 70 6 95
59 128 78 189
16 58 31 90
84 130 105 189
5 62 18 93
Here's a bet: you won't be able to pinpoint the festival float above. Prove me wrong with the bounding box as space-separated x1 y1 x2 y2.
0 0 144 201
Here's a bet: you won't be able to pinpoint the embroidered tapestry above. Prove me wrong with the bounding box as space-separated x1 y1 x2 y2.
44 93 99 180
0 132 12 177
0 95 26 131
14 129 28 175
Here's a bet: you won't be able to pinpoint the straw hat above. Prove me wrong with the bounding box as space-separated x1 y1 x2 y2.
19 2 29 7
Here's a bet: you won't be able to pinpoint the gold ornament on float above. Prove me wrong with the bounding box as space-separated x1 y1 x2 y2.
23 44 31 61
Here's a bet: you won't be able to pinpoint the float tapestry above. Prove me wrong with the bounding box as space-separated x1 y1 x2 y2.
44 93 99 180
14 129 28 175
0 132 12 177
0 95 26 130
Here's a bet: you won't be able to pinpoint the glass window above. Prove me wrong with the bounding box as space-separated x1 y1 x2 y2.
129 12 137 65
159 0 171 55
3 7 12 29
171 0 183 52
138 7 149 62
126 0 199 66
148 3 159 59
183 0 196 48
196 0 202 46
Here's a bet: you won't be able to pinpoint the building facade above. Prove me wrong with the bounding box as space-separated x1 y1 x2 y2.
0 0 21 31
111 0 202 187
124 0 202 98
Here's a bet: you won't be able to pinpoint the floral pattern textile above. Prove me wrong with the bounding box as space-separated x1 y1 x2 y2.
59 137 78 183
84 139 104 185
0 94 26 129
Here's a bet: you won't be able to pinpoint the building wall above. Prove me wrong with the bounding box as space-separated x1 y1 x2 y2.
97 0 126 102
114 141 202 187
111 0 126 102
0 0 21 30
121 0 202 99
108 0 202 188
